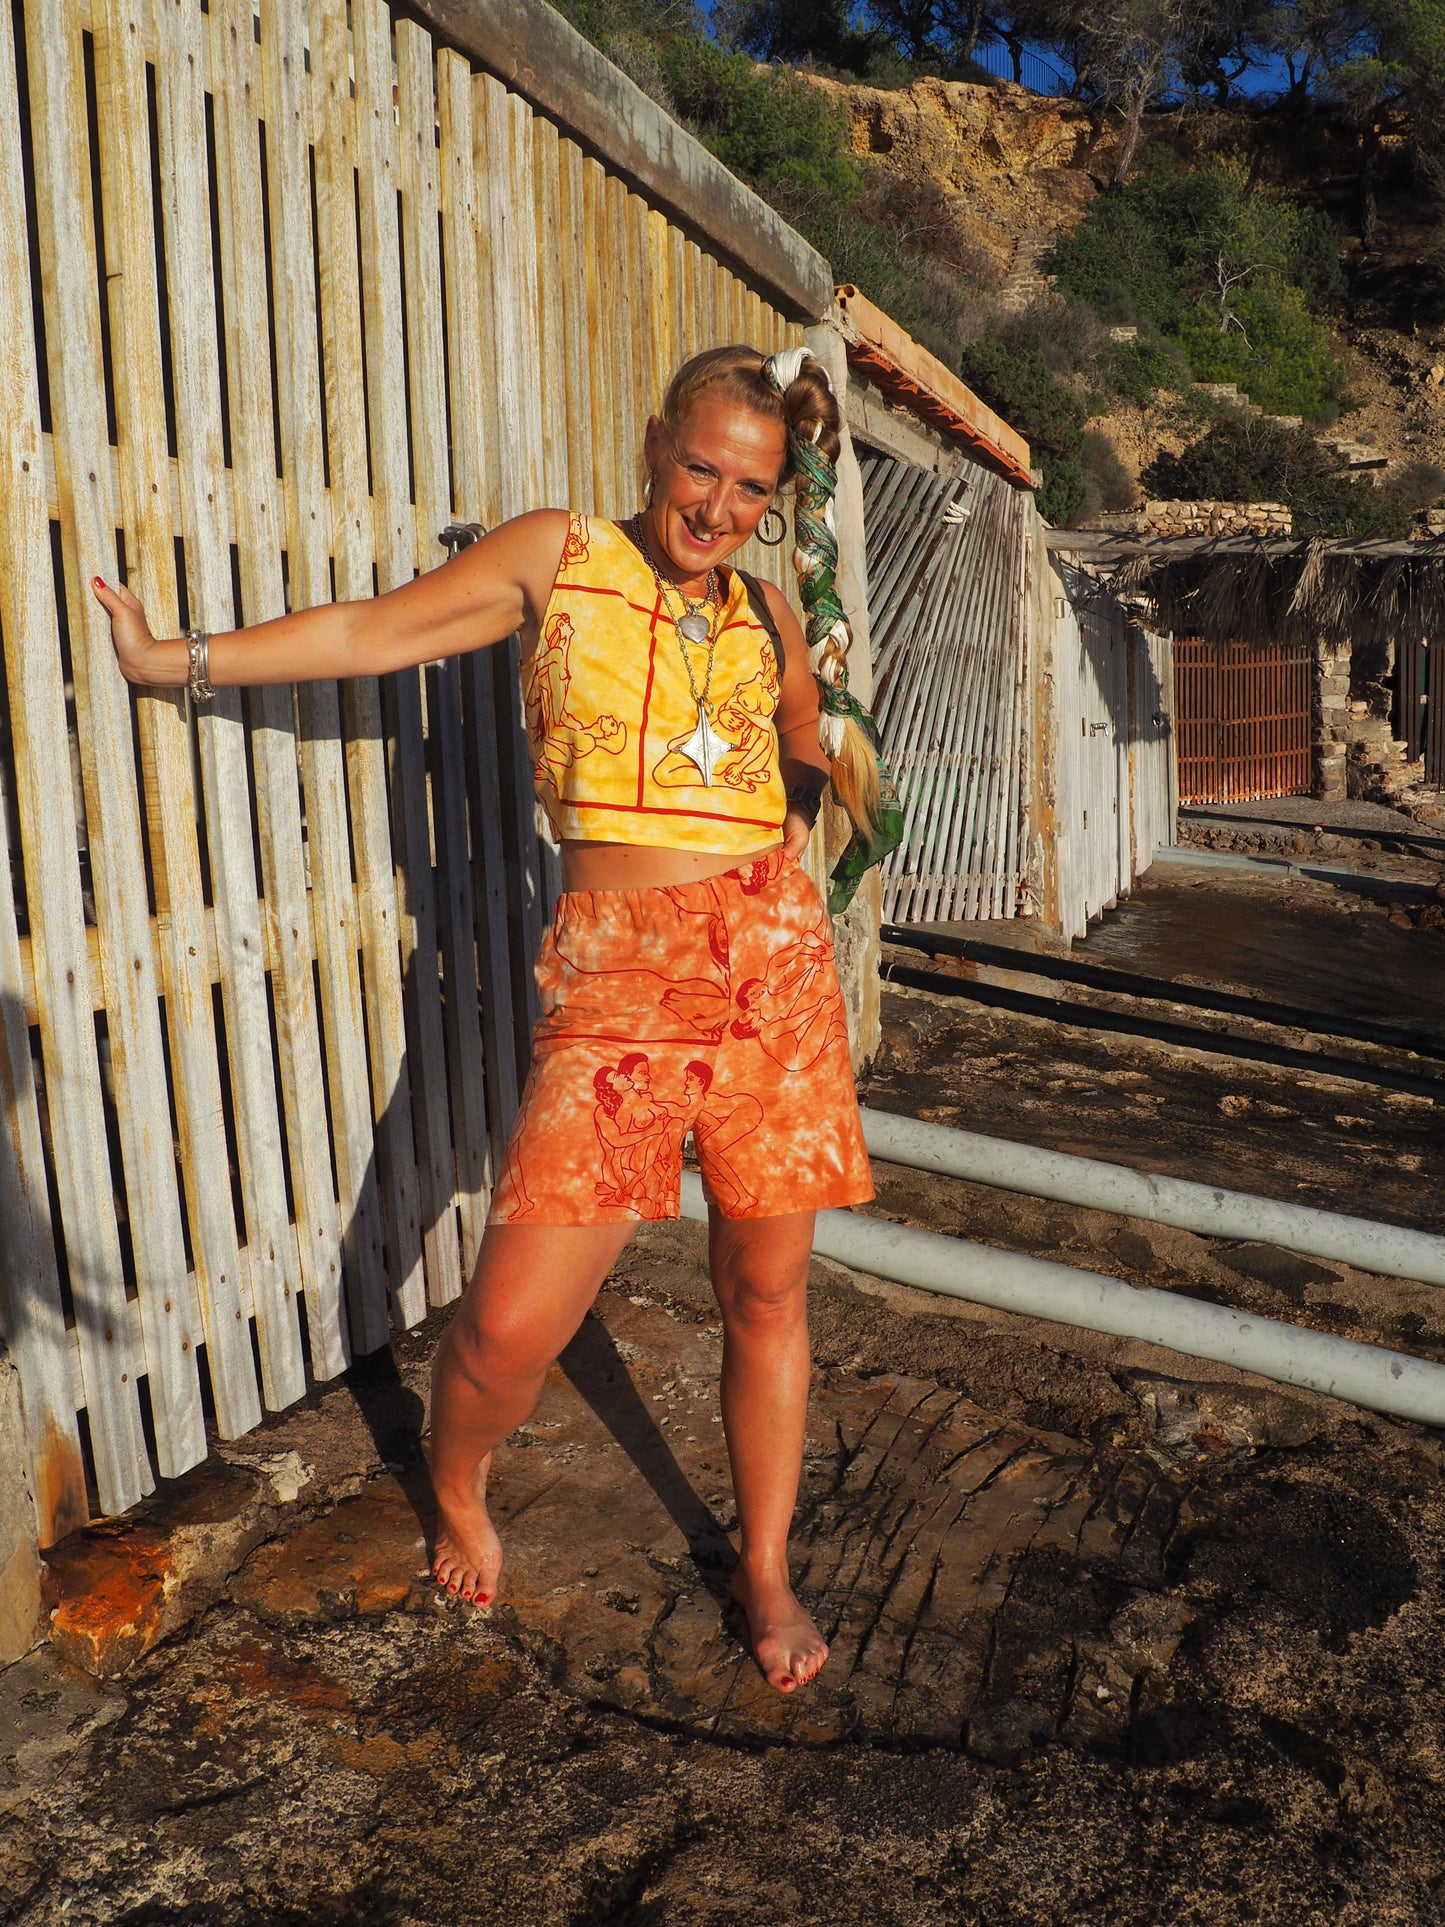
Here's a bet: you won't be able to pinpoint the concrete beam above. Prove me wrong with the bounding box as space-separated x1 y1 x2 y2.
403 0 835 321
846 370 970 479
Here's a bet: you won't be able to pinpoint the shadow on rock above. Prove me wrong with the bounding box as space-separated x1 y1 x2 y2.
558 1311 735 1607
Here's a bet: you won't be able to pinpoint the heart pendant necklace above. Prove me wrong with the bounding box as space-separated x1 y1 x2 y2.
631 516 734 785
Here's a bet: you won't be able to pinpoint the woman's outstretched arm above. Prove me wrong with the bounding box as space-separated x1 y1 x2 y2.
93 508 571 690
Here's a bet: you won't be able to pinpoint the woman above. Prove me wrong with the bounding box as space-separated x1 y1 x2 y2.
95 345 879 1694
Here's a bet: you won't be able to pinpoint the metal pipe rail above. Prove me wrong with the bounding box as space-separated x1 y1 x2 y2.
678 1174 1445 1425
858 1108 1445 1289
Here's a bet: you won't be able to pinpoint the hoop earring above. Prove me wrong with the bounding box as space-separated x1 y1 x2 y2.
758 504 787 547
643 472 655 505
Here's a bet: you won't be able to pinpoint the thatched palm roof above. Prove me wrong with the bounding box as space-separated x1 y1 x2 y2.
1045 532 1445 651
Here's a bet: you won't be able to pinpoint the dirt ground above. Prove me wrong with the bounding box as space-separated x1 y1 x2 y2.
3 858 1445 1927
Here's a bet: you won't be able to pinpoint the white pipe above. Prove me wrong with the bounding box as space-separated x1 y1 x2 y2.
859 1107 1445 1290
677 1175 1445 1426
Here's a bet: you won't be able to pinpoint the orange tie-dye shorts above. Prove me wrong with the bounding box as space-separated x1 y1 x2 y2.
488 848 874 1224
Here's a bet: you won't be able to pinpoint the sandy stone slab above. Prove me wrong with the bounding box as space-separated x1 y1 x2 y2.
217 1289 1169 1753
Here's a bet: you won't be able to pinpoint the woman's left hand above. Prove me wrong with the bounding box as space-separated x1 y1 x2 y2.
782 809 813 861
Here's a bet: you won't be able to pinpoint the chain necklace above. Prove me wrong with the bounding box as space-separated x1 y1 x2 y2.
630 515 735 786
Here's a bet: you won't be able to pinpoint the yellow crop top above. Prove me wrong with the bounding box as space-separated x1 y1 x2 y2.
522 513 787 853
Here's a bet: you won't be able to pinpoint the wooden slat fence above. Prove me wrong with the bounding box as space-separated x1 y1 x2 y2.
863 452 1031 923
0 0 804 1543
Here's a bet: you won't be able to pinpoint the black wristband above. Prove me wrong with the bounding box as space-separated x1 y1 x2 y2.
784 764 829 829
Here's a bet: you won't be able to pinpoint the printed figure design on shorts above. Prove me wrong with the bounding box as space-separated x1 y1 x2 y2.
490 1076 541 1221
526 610 627 802
731 923 846 1072
684 1061 763 1216
487 853 874 1226
593 1053 690 1217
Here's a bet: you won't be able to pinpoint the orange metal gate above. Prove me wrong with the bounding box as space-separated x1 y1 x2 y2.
1173 636 1313 805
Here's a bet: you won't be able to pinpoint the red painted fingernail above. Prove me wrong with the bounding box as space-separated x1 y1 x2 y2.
93 576 104 587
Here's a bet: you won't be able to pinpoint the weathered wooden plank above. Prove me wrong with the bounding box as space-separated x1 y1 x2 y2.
261 0 382 1366
22 0 204 1478
624 187 650 444
398 16 486 1291
212 0 348 1381
154 0 306 1412
669 224 689 370
308 0 423 1344
581 156 616 517
557 139 594 515
605 174 634 511
94 0 263 1442
437 49 519 1159
647 205 673 418
477 74 547 1031
2 0 149 1516
0 755 88 1546
354 0 455 1325
686 242 705 360
506 90 547 513
532 117 570 509
478 73 535 521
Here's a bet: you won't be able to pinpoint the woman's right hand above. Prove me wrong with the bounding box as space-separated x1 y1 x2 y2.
91 577 185 688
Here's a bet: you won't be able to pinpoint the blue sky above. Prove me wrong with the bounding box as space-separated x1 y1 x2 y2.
697 3 1303 102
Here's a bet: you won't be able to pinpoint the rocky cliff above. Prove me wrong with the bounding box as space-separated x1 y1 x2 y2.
810 73 1445 489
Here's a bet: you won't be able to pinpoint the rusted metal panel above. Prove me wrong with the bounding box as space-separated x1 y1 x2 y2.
1175 637 1312 805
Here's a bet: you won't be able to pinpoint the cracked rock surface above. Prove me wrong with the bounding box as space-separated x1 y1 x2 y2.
5 880 1445 1924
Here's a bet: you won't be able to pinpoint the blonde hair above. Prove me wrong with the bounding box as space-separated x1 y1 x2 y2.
656 345 883 841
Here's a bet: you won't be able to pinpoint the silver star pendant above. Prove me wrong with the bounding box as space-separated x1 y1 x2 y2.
677 702 735 787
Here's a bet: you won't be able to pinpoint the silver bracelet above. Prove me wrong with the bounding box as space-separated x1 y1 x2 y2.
186 626 215 704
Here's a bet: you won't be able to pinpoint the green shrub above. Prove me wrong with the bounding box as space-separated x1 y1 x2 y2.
1142 416 1411 537
1081 429 1137 513
1052 157 1346 420
1101 334 1191 405
1050 198 1179 329
1172 287 1344 416
656 38 861 201
958 338 1088 524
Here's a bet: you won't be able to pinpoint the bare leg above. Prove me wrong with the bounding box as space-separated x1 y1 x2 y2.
708 1207 828 1693
429 1219 634 1604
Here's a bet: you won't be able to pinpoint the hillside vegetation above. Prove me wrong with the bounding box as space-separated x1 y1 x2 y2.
551 0 1445 532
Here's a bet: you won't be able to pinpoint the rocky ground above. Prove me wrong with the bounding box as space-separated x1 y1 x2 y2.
4 858 1445 1926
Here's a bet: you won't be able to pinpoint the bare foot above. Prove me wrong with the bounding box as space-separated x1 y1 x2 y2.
730 1567 829 1693
430 1452 504 1606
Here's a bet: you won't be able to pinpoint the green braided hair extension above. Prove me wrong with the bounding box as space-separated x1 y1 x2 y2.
761 349 903 914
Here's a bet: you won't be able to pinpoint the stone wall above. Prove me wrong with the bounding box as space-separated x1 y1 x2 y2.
1087 499 1294 539
1314 637 1424 806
